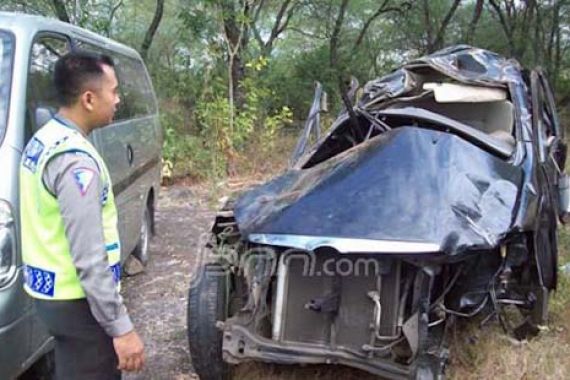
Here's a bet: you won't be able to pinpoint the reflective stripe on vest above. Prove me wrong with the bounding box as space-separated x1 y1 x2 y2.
20 118 121 300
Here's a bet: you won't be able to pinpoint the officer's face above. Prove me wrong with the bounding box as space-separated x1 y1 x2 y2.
92 65 120 128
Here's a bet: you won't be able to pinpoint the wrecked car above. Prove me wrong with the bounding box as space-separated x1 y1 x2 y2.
186 45 569 379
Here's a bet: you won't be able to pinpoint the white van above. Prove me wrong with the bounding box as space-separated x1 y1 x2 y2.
0 12 162 378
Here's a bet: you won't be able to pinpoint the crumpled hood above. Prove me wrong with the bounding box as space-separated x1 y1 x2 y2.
234 127 522 255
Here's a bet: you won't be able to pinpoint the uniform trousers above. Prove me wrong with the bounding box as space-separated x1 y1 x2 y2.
34 298 121 380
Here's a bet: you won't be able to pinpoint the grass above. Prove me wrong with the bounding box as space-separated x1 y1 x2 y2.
448 226 570 380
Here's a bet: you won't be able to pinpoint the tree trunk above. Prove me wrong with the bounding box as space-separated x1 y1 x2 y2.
422 0 434 53
330 0 360 135
141 0 165 61
431 0 462 52
51 0 70 23
465 0 483 44
220 0 248 108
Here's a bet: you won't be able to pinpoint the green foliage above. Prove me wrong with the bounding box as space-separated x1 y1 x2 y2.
190 57 293 179
161 107 211 181
160 55 295 181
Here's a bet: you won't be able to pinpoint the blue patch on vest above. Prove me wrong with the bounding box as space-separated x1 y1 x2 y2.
106 242 120 251
24 265 56 297
110 263 121 283
101 185 109 205
22 137 45 173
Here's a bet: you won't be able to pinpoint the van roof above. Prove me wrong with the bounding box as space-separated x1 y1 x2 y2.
0 11 141 60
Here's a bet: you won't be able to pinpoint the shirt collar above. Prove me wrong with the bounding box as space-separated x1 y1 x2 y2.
53 114 87 136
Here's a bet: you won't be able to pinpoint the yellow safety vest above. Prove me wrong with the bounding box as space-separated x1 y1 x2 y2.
19 118 121 300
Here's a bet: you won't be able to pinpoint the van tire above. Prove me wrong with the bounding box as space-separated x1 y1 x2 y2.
133 205 151 265
187 263 231 380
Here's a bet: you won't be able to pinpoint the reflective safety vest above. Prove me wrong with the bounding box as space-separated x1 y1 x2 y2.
19 118 121 300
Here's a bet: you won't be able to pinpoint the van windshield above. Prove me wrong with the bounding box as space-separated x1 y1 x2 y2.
0 31 14 146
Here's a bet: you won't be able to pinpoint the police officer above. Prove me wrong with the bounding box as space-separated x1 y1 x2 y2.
20 51 144 379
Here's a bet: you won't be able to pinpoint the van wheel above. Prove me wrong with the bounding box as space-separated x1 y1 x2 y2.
133 206 151 265
187 263 231 380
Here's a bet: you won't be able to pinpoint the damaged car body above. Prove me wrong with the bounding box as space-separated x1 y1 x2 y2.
187 46 568 379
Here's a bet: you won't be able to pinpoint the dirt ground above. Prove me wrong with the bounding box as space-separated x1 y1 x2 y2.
122 184 378 380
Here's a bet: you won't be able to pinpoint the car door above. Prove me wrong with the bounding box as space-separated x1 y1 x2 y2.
530 69 566 290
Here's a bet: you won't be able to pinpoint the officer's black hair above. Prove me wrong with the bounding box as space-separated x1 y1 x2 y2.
54 50 115 107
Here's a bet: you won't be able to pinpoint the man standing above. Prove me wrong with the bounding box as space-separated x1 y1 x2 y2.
20 51 144 379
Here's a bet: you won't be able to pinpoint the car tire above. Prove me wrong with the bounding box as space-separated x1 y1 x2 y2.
133 205 151 265
187 263 231 380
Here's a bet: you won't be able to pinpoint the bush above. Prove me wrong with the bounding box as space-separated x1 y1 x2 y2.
160 57 294 182
161 107 212 181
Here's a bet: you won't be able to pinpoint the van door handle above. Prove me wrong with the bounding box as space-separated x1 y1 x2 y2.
126 144 134 166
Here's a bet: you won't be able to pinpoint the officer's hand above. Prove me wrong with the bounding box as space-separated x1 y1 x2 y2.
113 330 145 372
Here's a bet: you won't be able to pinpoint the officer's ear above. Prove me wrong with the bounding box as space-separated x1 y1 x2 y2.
79 90 96 112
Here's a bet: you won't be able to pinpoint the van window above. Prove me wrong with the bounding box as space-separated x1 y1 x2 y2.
112 54 157 120
0 31 14 146
26 35 70 133
75 41 156 121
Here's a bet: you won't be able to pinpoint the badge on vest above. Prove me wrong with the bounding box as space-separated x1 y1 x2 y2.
110 263 121 283
72 167 96 196
22 137 45 173
24 264 56 297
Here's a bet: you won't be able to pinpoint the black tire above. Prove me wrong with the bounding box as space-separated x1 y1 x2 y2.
133 205 151 265
187 263 231 380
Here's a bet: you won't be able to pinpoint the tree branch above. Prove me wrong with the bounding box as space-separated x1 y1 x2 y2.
262 0 294 54
422 0 433 52
488 0 513 40
252 0 266 25
141 0 164 60
277 1 299 35
354 0 411 48
51 0 70 23
329 0 347 68
466 0 483 44
105 0 124 36
109 0 123 25
330 0 360 137
432 0 462 51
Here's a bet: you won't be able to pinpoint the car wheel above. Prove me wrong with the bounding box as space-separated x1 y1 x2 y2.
187 263 231 380
133 205 151 265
